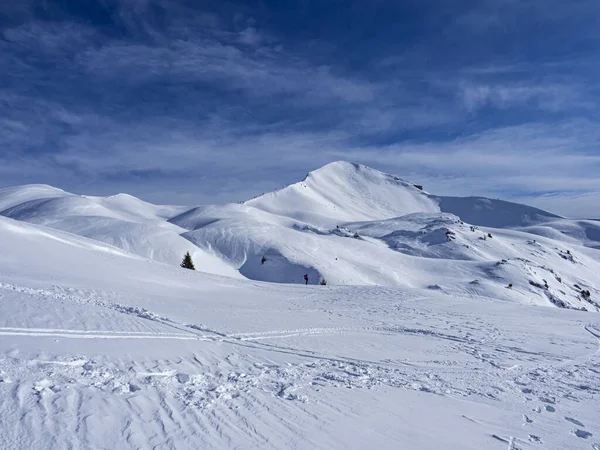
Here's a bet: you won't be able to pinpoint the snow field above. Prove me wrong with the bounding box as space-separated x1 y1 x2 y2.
1 162 600 448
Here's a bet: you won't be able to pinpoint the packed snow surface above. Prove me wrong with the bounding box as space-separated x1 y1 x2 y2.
1 161 600 449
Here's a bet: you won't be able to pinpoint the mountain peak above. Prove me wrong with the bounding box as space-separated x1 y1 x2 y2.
308 160 361 174
245 161 436 227
303 161 416 189
308 160 397 179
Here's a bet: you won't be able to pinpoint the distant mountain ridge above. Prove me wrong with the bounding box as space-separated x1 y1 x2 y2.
2 161 600 311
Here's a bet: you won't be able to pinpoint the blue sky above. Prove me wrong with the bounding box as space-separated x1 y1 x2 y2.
1 0 599 217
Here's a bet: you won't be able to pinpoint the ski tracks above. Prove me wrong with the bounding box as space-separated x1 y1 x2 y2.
0 281 478 345
0 327 204 341
2 281 600 449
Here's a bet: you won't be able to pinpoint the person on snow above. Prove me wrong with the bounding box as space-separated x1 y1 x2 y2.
304 273 309 285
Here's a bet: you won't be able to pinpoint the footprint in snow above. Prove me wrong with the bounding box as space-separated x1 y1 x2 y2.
565 417 585 427
545 405 556 413
529 435 542 443
176 373 190 384
572 429 592 439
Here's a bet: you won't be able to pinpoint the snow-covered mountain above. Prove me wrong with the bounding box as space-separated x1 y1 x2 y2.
1 162 600 449
0 184 240 278
2 161 600 311
1 200 599 450
245 161 440 227
245 162 561 228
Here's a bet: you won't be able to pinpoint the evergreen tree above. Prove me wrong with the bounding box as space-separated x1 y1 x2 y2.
181 252 196 270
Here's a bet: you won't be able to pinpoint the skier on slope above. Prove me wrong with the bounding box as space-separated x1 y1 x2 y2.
304 273 309 285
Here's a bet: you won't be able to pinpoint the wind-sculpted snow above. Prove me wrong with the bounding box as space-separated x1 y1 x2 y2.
245 161 440 228
0 184 70 211
0 186 237 275
345 213 472 259
517 219 600 250
434 196 562 228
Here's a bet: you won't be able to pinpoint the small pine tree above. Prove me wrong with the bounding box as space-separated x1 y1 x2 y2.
320 278 327 286
181 252 196 270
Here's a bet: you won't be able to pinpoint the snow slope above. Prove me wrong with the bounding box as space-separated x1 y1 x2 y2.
435 196 561 228
173 203 600 310
245 161 440 228
0 184 70 211
0 185 240 277
4 162 600 311
516 219 600 250
1 215 599 449
168 163 600 310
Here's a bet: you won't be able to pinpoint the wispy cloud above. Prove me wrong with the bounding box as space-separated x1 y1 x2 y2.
459 83 589 112
1 0 600 217
326 119 600 214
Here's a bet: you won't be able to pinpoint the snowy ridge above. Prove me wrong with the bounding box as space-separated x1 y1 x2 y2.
435 196 562 228
0 184 70 211
0 185 239 276
2 162 600 312
246 161 439 227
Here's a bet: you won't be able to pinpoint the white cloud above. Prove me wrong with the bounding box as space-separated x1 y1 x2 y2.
325 120 600 206
459 82 588 112
1 2 600 218
75 38 381 106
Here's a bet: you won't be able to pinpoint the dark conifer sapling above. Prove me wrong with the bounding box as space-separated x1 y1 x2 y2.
181 252 196 270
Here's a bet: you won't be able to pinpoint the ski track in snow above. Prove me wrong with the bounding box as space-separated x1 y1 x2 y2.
1 281 600 449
